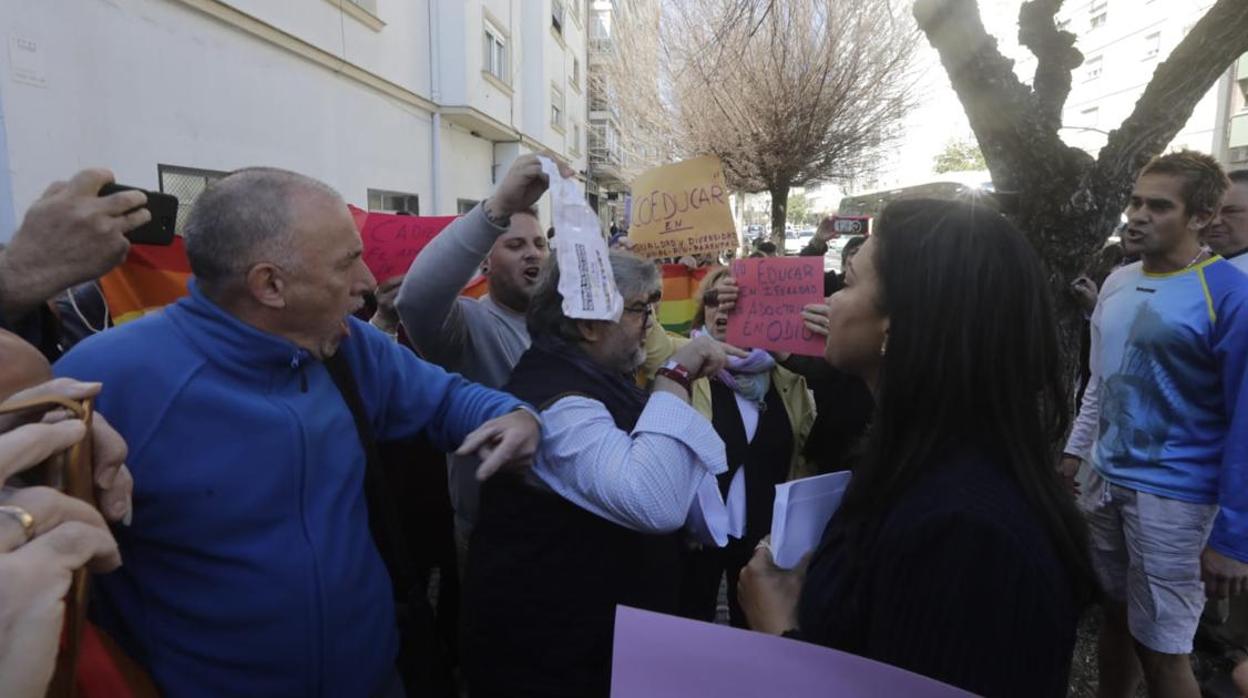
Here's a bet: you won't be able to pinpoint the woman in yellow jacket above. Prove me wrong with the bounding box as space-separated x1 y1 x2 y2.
643 266 814 628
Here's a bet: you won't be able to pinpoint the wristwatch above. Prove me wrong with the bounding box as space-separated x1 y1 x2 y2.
655 359 693 396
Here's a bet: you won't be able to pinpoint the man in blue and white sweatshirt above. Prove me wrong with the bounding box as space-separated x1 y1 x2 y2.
54 167 541 697
1073 152 1248 698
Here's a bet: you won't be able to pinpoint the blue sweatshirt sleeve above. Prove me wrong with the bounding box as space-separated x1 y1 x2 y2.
1208 276 1248 563
352 321 526 452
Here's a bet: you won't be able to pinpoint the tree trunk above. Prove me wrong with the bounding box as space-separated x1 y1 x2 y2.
769 182 790 250
914 0 1248 411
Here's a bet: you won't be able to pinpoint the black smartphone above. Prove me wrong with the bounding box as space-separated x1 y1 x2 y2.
99 183 179 246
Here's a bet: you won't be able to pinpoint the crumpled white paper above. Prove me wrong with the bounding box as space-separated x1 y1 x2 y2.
539 156 622 321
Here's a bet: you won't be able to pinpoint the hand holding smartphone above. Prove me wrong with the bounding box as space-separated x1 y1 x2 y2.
98 183 178 246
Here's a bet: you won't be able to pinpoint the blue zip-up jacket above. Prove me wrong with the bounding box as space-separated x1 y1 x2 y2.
54 282 526 696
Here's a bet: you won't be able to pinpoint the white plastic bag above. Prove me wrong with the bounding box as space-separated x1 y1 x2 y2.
539 156 622 321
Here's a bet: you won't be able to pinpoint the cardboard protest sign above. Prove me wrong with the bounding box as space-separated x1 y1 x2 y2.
725 257 825 356
348 205 457 281
627 156 738 259
611 606 976 697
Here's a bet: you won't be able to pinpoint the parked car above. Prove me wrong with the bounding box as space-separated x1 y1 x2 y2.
785 229 815 254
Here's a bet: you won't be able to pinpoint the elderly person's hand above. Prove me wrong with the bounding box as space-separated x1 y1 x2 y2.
456 408 543 481
0 169 150 324
669 334 749 383
0 416 122 698
1 379 133 525
738 537 808 636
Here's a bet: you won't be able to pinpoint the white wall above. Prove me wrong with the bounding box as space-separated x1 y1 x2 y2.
433 0 469 105
0 0 522 240
442 123 494 213
220 0 433 99
0 0 592 240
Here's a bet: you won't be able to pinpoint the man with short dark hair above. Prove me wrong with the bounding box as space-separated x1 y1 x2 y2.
55 167 541 696
396 155 568 544
1074 152 1248 698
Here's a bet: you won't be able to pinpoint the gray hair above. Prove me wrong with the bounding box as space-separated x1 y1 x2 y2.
183 167 340 296
527 250 660 343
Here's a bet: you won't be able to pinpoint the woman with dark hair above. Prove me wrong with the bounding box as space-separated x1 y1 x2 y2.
738 199 1097 698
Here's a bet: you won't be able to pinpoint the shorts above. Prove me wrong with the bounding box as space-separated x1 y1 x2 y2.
1081 470 1218 655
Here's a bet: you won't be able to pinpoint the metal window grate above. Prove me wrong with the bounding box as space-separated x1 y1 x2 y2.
158 165 229 235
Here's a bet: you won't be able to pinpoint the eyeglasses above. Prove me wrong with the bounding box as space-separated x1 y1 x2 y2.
622 303 655 320
701 289 720 308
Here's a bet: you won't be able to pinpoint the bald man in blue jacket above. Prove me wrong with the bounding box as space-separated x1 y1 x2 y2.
55 168 541 697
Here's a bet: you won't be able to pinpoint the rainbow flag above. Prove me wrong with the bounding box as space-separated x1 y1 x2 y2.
461 274 489 299
99 239 193 325
97 211 484 324
658 264 710 335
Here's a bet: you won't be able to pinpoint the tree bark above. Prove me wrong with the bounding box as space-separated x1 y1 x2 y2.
769 181 791 250
914 0 1248 402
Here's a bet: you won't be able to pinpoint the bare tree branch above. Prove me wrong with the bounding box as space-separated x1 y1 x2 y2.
1017 0 1082 133
666 0 917 244
913 0 1075 194
918 0 1248 390
1096 0 1248 193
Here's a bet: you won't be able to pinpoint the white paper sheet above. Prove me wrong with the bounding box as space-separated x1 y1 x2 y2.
770 470 851 569
538 156 622 321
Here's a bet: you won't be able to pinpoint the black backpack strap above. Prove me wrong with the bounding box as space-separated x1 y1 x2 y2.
323 351 420 595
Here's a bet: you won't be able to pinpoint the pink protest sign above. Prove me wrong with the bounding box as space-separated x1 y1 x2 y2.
611 606 976 697
725 256 825 356
348 204 457 281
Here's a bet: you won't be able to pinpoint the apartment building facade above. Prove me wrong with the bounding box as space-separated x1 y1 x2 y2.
1054 0 1246 170
0 0 589 237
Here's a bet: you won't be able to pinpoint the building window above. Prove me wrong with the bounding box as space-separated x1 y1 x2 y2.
572 57 581 91
1084 55 1103 81
552 0 565 36
551 86 565 130
1089 0 1107 29
457 198 480 214
483 21 508 83
1143 32 1161 60
368 189 419 214
573 123 582 154
157 164 228 234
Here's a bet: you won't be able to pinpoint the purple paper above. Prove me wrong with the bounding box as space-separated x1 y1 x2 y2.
611 606 978 697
